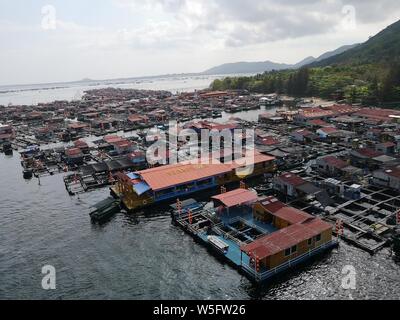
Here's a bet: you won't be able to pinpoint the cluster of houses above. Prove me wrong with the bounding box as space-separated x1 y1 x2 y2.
0 89 270 144
257 103 400 195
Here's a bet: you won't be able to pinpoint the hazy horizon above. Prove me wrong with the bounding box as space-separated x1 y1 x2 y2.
1 0 400 86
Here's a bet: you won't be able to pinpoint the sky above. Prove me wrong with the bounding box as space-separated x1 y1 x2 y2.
0 0 399 86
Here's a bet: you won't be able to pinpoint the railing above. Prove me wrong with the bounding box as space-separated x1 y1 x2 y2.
212 225 245 247
242 240 338 282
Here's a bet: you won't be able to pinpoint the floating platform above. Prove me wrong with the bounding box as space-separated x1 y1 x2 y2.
170 197 338 284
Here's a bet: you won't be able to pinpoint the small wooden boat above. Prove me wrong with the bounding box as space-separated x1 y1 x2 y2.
89 197 120 222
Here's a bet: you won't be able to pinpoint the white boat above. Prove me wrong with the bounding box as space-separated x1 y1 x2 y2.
207 236 229 253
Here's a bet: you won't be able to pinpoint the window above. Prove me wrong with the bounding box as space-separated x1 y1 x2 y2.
316 234 322 242
308 238 312 246
291 245 297 254
284 248 291 257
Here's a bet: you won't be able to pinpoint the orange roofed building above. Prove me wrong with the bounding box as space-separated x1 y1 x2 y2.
241 197 334 271
112 151 276 211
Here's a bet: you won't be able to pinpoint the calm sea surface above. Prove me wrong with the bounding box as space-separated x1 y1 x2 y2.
0 74 239 106
0 76 399 300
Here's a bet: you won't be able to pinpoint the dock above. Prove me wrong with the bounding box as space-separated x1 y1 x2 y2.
170 188 339 283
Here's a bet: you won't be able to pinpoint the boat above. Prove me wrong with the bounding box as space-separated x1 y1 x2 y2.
89 197 120 222
2 142 13 155
23 169 33 180
207 235 229 254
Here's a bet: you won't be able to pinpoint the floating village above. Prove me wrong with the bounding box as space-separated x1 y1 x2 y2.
1 88 400 284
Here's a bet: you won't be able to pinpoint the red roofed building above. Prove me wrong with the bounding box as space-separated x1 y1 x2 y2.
372 167 400 191
273 173 306 197
350 148 385 169
110 139 135 155
273 207 313 227
258 136 280 146
187 120 238 134
68 122 89 132
212 188 258 209
104 135 123 144
64 147 84 165
307 119 329 128
241 201 333 270
316 156 348 176
353 148 383 159
254 196 287 221
73 139 89 153
355 108 400 123
294 105 359 125
128 114 149 126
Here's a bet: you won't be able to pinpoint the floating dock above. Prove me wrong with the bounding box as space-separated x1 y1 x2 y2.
170 188 338 283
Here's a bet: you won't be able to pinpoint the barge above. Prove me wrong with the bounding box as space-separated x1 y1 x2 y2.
170 188 338 283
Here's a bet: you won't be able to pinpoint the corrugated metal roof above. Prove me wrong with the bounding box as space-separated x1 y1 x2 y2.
259 196 286 213
137 153 275 191
322 156 347 169
277 173 306 187
241 217 332 259
133 182 151 196
138 162 232 191
273 207 312 225
212 189 258 208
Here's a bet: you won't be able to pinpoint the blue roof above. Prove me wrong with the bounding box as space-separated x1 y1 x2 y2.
127 172 139 180
133 182 151 195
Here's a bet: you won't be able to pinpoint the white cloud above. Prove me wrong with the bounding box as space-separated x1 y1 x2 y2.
0 0 399 85
110 0 400 48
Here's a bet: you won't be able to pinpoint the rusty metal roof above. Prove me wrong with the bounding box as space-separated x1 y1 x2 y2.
212 189 258 208
241 217 332 259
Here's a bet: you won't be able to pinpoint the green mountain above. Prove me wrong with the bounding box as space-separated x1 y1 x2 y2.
211 19 400 105
309 20 400 67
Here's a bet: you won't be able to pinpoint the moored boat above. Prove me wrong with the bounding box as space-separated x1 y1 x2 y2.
89 197 120 222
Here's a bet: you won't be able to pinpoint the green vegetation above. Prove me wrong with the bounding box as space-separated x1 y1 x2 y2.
211 19 400 106
211 64 400 105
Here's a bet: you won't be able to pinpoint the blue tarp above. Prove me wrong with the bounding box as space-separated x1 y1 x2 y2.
133 182 151 195
127 172 139 180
